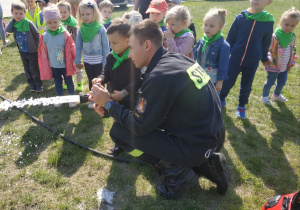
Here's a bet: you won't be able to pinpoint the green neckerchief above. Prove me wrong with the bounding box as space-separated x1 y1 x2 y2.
102 18 111 25
112 48 130 70
158 17 165 27
46 24 67 36
245 10 274 22
201 31 223 52
13 18 30 32
275 27 293 48
175 29 193 38
80 21 102 43
61 15 78 28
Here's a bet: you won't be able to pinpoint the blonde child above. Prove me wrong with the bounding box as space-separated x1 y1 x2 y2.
75 0 110 109
35 0 49 34
261 8 299 104
193 8 230 91
38 5 77 108
6 1 42 92
163 5 194 59
146 0 168 32
26 0 40 23
58 0 84 91
99 0 113 30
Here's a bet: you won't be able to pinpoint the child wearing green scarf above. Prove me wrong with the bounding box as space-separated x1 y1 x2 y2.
261 7 299 104
5 1 43 93
58 1 84 92
163 5 194 59
193 8 230 93
75 0 110 109
219 0 274 119
92 19 142 155
99 0 114 30
39 5 77 108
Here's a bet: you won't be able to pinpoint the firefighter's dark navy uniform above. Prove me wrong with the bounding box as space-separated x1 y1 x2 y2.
105 46 230 199
108 46 224 166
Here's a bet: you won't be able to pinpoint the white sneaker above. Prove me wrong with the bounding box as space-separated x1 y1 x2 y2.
261 96 271 105
0 49 2 55
54 103 63 108
2 39 11 48
69 102 77 108
88 101 94 109
271 94 288 102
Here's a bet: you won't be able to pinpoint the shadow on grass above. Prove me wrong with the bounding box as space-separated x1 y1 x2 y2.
12 88 104 177
103 141 243 209
223 108 298 195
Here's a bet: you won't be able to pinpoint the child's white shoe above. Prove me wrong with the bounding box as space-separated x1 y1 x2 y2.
271 94 288 102
54 103 63 108
2 39 11 48
261 96 271 105
69 102 77 108
88 101 94 109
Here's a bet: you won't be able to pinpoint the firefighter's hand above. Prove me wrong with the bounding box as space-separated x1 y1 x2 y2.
215 81 223 92
89 83 111 107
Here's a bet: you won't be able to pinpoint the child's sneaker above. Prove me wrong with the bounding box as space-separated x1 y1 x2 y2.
220 99 226 107
261 96 271 105
0 49 2 55
236 106 246 119
88 101 95 109
54 103 63 108
271 94 288 102
63 84 68 90
77 82 83 92
69 102 77 108
36 86 43 93
2 39 11 48
30 86 36 92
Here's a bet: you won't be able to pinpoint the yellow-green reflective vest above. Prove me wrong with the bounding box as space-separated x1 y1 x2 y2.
35 13 46 34
25 8 40 23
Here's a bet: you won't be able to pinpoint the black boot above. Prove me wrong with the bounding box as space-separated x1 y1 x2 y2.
155 160 199 199
192 153 231 195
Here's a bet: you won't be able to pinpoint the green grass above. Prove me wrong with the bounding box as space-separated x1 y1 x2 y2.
0 0 300 209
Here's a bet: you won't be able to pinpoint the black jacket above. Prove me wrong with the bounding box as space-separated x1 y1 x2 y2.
109 47 224 147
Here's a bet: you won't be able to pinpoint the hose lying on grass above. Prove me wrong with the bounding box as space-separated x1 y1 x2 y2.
0 94 147 165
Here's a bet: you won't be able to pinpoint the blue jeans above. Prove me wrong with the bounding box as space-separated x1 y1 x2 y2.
0 3 5 40
220 60 258 107
52 67 74 96
262 71 288 97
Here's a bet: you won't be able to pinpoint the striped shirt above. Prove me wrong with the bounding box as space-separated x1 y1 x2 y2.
280 44 291 72
83 54 103 65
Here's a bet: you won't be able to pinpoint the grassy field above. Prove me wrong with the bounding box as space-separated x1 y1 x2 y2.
0 0 299 209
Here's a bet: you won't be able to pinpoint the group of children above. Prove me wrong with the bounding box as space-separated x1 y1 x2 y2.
2 0 300 119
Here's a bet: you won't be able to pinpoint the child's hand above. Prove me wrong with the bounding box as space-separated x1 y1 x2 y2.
75 63 83 69
215 81 223 92
164 30 175 40
262 60 271 67
288 63 295 68
92 78 103 85
111 90 125 102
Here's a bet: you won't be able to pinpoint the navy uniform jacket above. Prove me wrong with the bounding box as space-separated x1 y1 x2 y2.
227 10 273 68
109 47 224 148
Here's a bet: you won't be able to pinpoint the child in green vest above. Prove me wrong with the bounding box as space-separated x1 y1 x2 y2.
35 0 49 34
26 0 40 23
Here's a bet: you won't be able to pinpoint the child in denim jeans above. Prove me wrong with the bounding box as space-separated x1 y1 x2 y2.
75 0 110 109
261 8 299 104
193 8 230 92
38 5 77 108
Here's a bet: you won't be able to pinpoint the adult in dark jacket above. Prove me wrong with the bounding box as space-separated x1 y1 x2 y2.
89 19 231 199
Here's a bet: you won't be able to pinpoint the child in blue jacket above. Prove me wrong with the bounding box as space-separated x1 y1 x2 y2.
193 8 230 92
219 0 274 119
